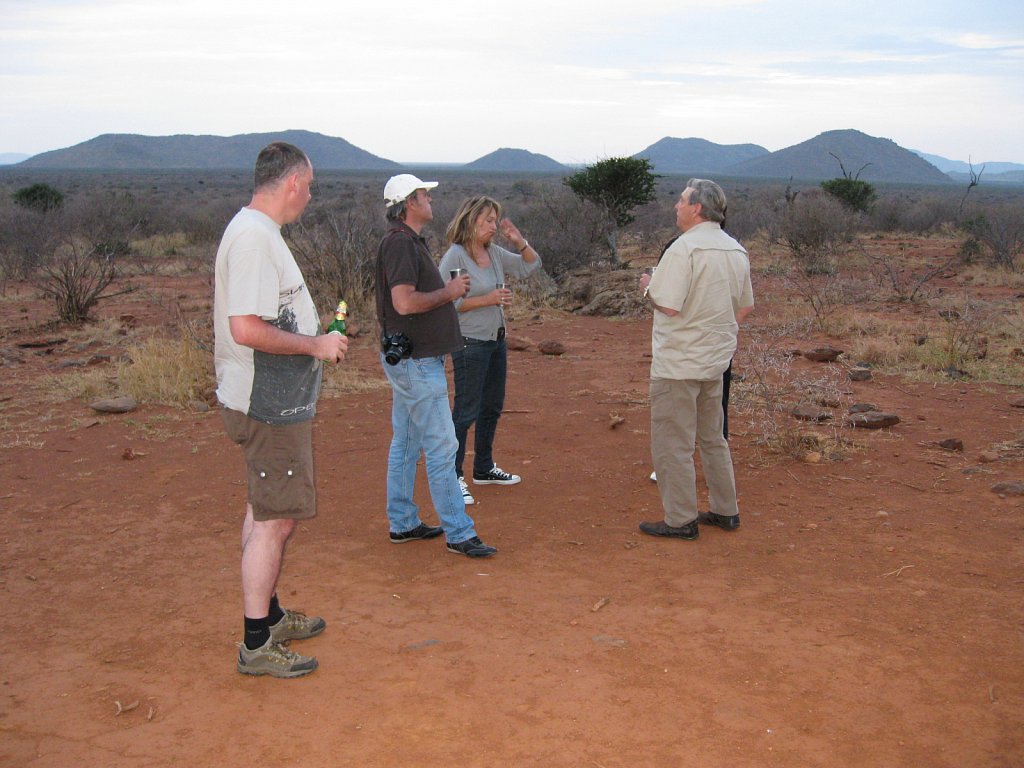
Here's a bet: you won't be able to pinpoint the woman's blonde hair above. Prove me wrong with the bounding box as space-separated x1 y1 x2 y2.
445 196 503 249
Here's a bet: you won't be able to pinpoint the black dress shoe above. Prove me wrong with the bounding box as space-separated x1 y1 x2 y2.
696 511 740 531
389 523 445 543
638 520 699 540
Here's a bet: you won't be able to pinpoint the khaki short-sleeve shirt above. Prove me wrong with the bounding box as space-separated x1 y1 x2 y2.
647 222 753 381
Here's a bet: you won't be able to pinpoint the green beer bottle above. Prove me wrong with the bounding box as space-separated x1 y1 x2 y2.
327 299 348 336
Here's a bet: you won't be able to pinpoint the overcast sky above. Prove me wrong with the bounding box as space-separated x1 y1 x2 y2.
2 0 1022 163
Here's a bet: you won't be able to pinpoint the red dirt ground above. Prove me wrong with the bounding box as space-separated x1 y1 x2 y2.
1 276 1023 768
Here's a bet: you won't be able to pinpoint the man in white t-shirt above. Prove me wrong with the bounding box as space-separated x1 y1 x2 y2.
214 142 346 677
638 178 754 541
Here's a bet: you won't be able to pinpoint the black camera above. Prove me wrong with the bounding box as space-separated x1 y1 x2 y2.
381 332 413 365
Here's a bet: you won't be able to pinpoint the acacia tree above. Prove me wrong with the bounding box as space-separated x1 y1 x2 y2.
563 156 657 264
820 153 876 213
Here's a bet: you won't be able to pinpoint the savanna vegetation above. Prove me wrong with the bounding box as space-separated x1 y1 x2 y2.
1 165 1021 460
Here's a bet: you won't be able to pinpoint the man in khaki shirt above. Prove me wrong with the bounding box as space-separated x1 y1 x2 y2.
639 178 754 540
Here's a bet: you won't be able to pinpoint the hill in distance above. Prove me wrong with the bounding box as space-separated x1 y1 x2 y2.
634 137 768 174
17 129 399 171
726 129 952 184
463 147 565 172
912 150 1024 184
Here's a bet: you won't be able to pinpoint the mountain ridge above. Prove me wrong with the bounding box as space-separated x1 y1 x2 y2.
8 129 1021 185
724 130 951 184
17 130 399 171
464 147 565 172
634 137 769 174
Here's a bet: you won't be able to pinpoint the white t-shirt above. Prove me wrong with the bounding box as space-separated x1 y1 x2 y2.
647 222 754 381
213 207 322 424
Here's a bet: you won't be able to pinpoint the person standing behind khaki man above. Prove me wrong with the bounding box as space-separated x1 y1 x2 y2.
214 142 347 677
638 178 753 541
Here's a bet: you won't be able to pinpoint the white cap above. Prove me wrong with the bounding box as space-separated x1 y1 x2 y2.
383 174 438 207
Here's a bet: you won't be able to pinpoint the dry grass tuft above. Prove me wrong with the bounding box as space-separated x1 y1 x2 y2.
118 328 214 409
320 363 389 397
46 368 119 403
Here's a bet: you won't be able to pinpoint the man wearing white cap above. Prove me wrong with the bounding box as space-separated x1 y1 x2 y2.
374 174 498 558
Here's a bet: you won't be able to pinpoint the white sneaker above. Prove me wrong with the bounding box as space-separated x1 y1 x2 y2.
458 476 475 505
650 471 657 482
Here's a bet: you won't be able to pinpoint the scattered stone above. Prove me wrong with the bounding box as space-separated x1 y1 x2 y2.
803 451 822 464
506 337 532 352
592 635 627 648
16 338 67 350
122 447 138 461
58 359 88 369
815 396 842 408
90 396 138 414
937 438 964 452
990 481 1024 497
88 354 113 365
846 412 900 429
978 451 1000 464
938 309 961 321
803 346 843 363
538 340 565 356
0 347 26 365
792 404 832 422
189 400 211 413
848 403 879 414
943 366 970 380
1009 396 1024 408
608 414 625 429
400 639 441 652
913 335 928 346
848 368 872 382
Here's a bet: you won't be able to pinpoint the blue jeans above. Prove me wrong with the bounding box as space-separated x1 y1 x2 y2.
451 338 507 478
380 354 476 544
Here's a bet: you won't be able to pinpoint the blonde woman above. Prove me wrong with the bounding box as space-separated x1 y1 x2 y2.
439 196 541 505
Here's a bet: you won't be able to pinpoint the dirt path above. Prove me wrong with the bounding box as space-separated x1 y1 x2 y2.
2 301 1023 767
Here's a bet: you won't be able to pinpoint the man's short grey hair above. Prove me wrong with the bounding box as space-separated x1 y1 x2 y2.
685 178 727 223
385 200 408 223
254 142 311 192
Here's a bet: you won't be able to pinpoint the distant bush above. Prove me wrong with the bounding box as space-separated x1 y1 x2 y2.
33 239 129 324
511 187 608 277
780 190 860 273
285 193 384 318
723 185 789 243
12 183 64 213
821 177 876 213
0 198 61 282
961 201 1024 270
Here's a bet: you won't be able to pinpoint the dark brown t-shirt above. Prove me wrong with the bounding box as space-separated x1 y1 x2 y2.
375 222 462 359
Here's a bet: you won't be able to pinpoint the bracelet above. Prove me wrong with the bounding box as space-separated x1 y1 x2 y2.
518 240 530 253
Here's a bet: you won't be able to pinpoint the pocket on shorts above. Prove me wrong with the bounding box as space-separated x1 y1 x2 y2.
245 420 315 521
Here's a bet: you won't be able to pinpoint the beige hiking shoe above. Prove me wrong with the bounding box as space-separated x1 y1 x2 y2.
237 638 318 678
269 609 326 643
